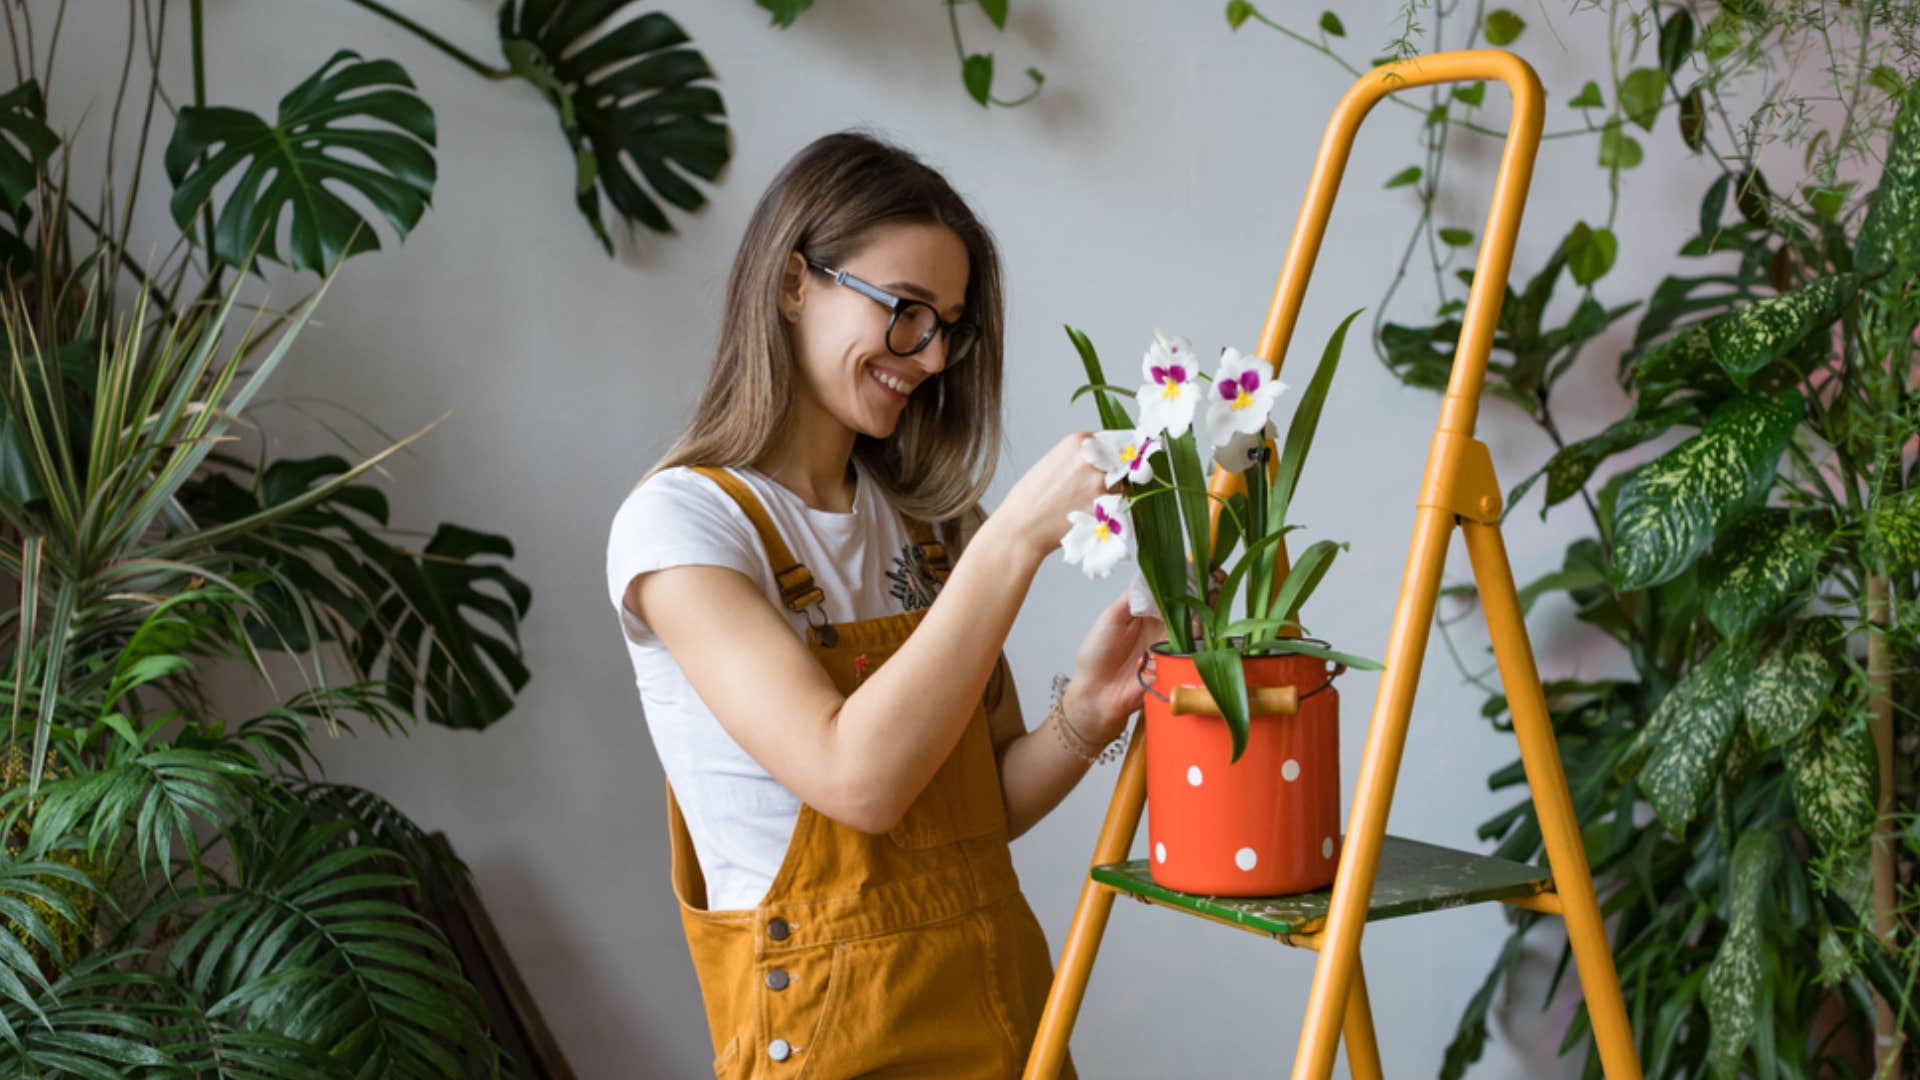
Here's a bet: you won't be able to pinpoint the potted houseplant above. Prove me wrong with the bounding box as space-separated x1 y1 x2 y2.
1061 312 1381 897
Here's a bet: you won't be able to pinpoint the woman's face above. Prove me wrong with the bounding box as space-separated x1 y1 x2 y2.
783 221 970 439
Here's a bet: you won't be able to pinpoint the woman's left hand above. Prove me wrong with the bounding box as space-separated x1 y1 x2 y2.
1062 591 1166 746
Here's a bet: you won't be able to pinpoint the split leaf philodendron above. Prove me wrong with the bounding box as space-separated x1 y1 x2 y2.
1063 312 1382 761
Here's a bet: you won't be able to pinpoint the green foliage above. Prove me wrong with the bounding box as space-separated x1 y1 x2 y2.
1701 832 1781 1078
756 0 815 26
1638 641 1743 835
499 1 729 249
1698 511 1823 640
1483 10 1525 46
1741 622 1836 750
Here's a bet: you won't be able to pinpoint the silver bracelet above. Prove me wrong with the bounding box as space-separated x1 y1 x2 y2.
1049 674 1126 766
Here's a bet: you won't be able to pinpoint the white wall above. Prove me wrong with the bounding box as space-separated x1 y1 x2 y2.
45 1 1719 1075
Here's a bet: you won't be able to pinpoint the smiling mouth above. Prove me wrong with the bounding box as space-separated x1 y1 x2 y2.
870 367 915 398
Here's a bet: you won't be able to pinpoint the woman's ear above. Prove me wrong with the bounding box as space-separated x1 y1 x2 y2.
780 251 808 318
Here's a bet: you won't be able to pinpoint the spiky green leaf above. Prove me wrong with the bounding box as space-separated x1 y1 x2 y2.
1609 395 1799 591
1863 487 1920 573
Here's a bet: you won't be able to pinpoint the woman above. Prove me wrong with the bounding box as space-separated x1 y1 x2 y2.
606 131 1160 1077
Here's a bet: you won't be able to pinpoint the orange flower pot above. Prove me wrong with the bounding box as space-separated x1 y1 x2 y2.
1143 648 1342 896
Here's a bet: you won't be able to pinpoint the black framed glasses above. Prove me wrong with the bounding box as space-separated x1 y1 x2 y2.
803 257 978 365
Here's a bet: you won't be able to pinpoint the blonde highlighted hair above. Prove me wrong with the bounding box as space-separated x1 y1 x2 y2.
645 131 1005 530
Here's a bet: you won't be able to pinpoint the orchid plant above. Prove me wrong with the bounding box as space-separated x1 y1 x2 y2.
1062 311 1382 760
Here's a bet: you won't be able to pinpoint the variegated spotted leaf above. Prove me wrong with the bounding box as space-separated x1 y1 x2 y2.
1535 405 1694 514
1639 643 1743 836
1742 624 1836 750
1628 323 1714 387
1699 510 1824 640
1863 487 1920 573
1610 395 1800 591
1857 87 1920 278
1785 712 1878 850
1702 831 1783 1079
1705 274 1856 388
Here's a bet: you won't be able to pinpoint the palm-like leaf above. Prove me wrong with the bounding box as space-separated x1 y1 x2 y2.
171 812 494 1077
499 0 729 249
165 50 436 273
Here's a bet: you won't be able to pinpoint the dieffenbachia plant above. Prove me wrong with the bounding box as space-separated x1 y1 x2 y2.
1061 313 1381 761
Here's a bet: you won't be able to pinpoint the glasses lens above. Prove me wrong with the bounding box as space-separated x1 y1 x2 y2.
887 303 939 356
946 323 978 365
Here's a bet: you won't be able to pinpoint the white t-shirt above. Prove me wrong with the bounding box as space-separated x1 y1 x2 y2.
604 460 953 911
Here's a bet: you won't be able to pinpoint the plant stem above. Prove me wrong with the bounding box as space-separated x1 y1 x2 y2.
1868 571 1902 1072
340 0 512 80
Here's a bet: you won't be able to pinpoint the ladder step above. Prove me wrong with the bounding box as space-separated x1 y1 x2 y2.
1090 835 1552 940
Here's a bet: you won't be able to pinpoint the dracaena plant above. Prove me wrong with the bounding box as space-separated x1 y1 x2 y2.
1060 314 1382 762
1238 2 1920 1075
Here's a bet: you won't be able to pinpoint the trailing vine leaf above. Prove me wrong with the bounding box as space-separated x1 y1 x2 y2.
165 50 436 272
1742 622 1836 750
1619 67 1665 131
1697 510 1824 640
1658 10 1695 75
1599 120 1644 169
1609 395 1799 591
1702 831 1781 1079
1863 487 1920 573
1568 81 1604 109
963 54 994 106
499 0 730 249
755 0 815 26
1638 641 1744 835
1704 274 1855 388
1785 711 1877 851
1855 86 1919 278
1483 9 1525 45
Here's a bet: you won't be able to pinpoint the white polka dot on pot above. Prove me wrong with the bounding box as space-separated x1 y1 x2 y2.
1155 842 1166 864
1322 837 1335 859
1281 758 1300 782
1234 847 1258 871
1186 765 1203 786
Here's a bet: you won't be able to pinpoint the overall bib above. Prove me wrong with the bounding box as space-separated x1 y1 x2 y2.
664 466 1075 1079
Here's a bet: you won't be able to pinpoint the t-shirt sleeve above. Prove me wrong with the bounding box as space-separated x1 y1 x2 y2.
605 469 765 632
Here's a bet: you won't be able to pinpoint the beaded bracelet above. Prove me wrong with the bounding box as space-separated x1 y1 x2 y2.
1049 674 1127 765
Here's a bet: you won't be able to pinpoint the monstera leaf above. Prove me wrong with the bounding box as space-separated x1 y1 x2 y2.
178 455 532 732
0 80 56 269
499 0 729 250
165 50 437 272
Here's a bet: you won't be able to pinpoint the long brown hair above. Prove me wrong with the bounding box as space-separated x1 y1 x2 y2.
645 131 1005 527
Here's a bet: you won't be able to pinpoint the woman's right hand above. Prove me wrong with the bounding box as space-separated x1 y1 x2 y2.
991 430 1113 563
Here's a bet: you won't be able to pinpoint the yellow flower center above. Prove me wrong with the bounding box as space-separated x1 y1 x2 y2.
1121 444 1139 463
1094 523 1112 542
1233 388 1254 410
1161 381 1181 400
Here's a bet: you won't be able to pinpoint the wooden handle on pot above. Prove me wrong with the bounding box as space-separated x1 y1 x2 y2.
1168 685 1300 717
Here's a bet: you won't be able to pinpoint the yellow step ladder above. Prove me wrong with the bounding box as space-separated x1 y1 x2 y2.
1023 51 1643 1079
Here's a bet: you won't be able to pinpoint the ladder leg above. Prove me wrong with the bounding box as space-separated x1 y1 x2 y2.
1460 520 1642 1079
1341 959 1384 1080
1025 717 1149 1079
1293 504 1459 1079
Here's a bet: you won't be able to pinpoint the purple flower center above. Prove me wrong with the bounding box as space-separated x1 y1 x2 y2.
1216 370 1261 401
1094 503 1124 536
1150 364 1188 385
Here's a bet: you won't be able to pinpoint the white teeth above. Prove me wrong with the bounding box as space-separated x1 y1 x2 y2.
871 369 912 395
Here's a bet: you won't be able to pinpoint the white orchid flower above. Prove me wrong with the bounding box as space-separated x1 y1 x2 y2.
1212 418 1279 473
1062 494 1136 580
1081 429 1159 486
1206 347 1288 444
1136 329 1201 438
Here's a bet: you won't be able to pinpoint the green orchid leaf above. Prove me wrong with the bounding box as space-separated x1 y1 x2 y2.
1534 405 1693 515
499 1 729 249
1704 274 1856 388
1638 641 1743 836
1268 539 1342 627
1785 710 1877 851
1065 325 1133 432
1619 67 1665 132
1250 637 1383 671
1863 487 1920 574
1193 646 1251 762
1743 621 1836 750
165 50 436 272
1609 394 1798 591
1702 831 1781 1079
1698 510 1824 640
1856 86 1920 278
1270 309 1363 531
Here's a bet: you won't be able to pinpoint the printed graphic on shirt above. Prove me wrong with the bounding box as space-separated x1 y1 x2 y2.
886 541 943 610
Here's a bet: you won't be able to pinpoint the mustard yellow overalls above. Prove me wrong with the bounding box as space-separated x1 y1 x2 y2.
665 466 1076 1078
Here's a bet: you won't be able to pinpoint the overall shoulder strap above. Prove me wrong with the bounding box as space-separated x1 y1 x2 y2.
901 515 953 584
687 466 825 614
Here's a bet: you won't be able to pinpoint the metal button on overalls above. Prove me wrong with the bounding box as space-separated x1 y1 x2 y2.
663 466 1078 1078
